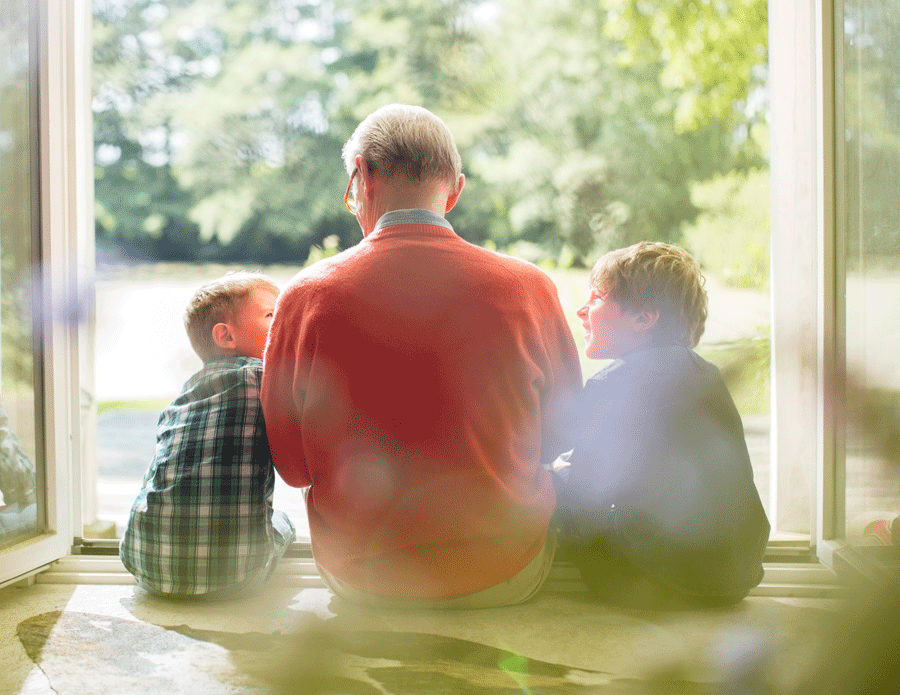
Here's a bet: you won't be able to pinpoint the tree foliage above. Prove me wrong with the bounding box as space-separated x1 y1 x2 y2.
93 0 769 265
842 1 900 261
682 168 770 289
604 0 768 142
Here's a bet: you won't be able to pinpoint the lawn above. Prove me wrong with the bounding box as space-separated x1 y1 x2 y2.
95 263 770 417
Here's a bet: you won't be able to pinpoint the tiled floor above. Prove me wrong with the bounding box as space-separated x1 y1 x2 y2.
1 580 839 695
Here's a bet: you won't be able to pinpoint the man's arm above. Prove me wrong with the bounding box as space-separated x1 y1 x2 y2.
261 283 312 488
538 278 584 467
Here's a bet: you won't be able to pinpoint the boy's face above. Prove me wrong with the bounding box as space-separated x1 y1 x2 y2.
230 289 278 359
576 289 650 360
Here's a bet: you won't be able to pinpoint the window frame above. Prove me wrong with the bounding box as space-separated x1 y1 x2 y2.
0 0 90 587
768 0 845 563
7 0 866 587
815 0 900 579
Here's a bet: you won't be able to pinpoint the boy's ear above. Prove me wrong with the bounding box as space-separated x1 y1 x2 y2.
212 322 237 351
632 307 660 333
445 173 465 213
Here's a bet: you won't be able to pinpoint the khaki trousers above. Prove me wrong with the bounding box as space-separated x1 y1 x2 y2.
316 532 557 610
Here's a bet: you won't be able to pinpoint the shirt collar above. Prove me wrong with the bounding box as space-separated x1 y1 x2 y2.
621 338 678 360
373 209 454 234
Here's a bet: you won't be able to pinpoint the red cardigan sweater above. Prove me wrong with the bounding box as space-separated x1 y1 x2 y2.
261 214 582 599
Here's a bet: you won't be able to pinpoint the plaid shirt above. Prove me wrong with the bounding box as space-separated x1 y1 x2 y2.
120 357 290 595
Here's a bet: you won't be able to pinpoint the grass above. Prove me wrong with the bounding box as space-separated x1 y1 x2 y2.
697 338 771 416
95 265 770 418
97 399 171 416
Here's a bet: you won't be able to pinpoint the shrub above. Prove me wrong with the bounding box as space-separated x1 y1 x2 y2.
682 168 770 289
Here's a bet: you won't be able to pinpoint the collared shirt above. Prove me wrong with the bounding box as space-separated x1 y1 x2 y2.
120 356 292 595
374 208 454 233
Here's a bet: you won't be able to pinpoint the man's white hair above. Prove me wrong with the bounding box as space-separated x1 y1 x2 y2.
341 104 462 184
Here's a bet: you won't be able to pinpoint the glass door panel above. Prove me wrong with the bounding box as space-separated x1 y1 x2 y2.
840 0 900 547
0 0 43 550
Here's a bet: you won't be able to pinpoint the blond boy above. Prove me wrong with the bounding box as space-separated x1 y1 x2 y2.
120 272 295 599
557 242 769 609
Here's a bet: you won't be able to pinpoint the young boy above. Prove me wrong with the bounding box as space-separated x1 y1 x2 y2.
120 272 295 599
556 241 770 609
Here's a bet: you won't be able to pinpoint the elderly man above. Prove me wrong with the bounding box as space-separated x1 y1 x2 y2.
261 104 582 608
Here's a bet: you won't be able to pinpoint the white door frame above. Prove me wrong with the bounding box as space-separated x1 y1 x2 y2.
0 0 90 587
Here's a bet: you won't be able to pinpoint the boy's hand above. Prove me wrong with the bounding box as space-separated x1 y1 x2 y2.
551 451 572 472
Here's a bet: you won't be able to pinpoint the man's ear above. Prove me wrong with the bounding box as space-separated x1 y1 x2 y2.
212 322 237 351
355 154 378 201
445 173 466 213
632 307 660 333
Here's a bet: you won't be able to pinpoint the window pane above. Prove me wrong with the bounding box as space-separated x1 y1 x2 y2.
841 1 900 545
0 0 43 549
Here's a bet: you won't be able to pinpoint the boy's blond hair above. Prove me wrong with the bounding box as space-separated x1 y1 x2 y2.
184 272 279 363
589 241 708 348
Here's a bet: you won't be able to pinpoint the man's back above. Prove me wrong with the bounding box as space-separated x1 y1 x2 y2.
263 213 581 599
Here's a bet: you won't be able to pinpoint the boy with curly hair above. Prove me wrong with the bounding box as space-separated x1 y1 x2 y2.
556 242 769 609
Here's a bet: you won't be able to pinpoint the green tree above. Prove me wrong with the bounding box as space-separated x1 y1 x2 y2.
92 0 770 266
842 1 900 260
467 0 736 265
682 168 770 289
603 0 769 164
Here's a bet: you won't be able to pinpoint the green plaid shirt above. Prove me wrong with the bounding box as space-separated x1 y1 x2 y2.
120 357 292 595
